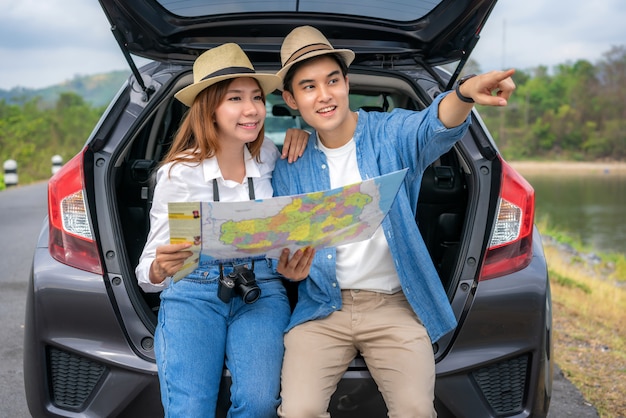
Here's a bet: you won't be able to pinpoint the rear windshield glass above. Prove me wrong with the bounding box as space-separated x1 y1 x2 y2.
156 0 442 22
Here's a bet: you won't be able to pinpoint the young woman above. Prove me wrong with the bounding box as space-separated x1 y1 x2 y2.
135 43 314 417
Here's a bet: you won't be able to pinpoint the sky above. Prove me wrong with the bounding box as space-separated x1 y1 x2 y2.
1 0 625 90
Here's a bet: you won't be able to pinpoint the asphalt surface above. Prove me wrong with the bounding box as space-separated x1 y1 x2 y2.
0 181 600 417
1 181 47 417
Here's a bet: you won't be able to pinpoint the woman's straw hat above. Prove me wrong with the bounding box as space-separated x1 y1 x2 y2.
276 26 355 81
175 43 281 107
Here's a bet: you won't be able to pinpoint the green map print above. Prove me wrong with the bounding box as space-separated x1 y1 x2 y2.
220 183 373 253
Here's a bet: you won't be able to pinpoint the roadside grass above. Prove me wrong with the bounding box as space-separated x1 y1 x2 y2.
540 228 626 417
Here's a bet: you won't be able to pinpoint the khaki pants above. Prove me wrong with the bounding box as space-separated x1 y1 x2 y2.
278 289 436 418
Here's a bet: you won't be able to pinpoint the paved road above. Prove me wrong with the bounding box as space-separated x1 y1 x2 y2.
0 181 47 417
0 182 599 417
549 365 599 417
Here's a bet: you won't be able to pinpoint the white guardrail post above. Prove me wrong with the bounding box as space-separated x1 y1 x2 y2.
3 159 18 187
52 155 63 175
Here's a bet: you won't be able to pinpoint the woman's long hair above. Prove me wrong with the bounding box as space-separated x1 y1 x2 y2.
162 77 266 170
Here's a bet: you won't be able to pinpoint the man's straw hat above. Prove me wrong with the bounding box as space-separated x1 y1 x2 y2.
175 43 281 107
276 26 355 82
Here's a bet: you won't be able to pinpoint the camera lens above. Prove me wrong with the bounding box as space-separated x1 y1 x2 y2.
240 286 261 304
229 265 260 304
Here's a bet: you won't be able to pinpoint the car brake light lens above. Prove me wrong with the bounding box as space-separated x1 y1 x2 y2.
479 158 535 281
48 149 103 274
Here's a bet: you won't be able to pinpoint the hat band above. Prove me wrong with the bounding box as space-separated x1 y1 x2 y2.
284 43 333 66
200 66 255 81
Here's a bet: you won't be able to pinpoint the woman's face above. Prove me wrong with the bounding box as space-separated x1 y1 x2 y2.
214 77 266 146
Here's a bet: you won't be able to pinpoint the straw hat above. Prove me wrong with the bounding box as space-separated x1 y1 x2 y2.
175 43 281 107
276 26 355 81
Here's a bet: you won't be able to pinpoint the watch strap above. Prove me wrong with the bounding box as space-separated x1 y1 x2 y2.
455 85 475 103
455 74 476 104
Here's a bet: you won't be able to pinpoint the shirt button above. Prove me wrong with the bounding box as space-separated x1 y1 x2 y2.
321 164 327 170
327 254 332 259
331 305 337 309
332 282 337 287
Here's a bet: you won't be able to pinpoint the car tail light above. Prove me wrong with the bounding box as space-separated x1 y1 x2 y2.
479 158 535 281
48 149 103 275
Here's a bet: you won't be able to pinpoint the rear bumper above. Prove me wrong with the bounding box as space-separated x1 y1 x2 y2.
434 254 553 417
23 248 161 418
24 243 551 418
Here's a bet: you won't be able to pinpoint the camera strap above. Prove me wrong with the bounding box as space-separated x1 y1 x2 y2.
212 178 255 201
213 177 256 277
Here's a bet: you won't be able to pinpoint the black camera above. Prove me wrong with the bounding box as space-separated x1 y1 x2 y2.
218 264 260 304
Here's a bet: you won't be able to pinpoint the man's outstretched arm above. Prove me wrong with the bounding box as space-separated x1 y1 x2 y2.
438 68 516 128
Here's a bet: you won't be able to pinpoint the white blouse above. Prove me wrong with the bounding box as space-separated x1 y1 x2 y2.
135 139 280 292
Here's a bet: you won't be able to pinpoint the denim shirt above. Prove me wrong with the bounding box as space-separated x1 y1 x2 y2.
272 92 471 342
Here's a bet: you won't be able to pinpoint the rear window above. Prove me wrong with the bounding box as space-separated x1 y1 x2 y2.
155 0 442 22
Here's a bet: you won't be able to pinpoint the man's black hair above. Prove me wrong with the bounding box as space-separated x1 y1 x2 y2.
282 53 349 93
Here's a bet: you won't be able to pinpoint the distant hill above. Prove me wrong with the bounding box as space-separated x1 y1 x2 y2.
0 70 130 108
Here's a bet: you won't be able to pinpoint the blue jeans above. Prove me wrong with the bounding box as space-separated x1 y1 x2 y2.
154 266 290 418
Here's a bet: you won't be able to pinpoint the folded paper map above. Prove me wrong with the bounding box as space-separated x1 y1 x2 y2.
168 168 407 280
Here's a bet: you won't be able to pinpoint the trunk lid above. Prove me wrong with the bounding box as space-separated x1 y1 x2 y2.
98 0 498 67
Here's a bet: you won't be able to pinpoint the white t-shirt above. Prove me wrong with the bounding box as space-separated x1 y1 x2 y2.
317 138 401 294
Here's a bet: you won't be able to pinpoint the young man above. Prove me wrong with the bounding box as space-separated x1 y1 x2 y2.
272 26 515 417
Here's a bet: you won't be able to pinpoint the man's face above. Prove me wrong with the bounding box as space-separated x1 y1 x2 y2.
282 56 351 143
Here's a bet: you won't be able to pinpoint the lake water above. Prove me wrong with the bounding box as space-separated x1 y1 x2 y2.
519 168 626 256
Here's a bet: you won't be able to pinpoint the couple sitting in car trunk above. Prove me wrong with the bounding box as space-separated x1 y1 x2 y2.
136 25 515 418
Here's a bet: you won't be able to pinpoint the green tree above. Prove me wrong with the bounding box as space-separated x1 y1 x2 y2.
0 93 103 184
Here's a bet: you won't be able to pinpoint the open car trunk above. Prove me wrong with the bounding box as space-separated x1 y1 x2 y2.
112 63 472 329
111 66 474 415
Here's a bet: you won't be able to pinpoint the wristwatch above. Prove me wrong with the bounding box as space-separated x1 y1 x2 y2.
455 74 476 104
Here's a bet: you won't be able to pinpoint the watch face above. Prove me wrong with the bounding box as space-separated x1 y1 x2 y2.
459 74 477 84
